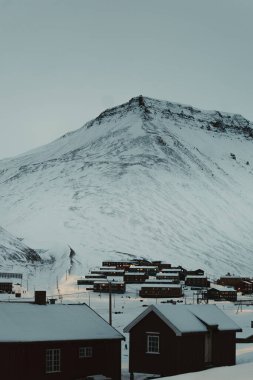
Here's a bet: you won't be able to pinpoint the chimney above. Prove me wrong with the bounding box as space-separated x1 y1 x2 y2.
34 291 47 305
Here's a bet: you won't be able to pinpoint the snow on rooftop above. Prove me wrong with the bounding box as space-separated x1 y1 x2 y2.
145 279 174 283
185 275 207 279
150 304 207 335
130 266 157 269
186 304 241 331
210 285 236 292
141 284 181 288
124 304 241 336
0 303 123 342
124 304 207 336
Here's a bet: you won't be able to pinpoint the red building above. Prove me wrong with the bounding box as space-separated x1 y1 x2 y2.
237 280 253 294
128 265 158 276
206 285 237 302
0 280 13 293
0 300 123 380
124 304 241 378
185 275 210 288
91 269 125 277
124 272 148 284
217 275 250 288
156 272 180 283
139 284 182 298
102 261 133 270
93 280 125 293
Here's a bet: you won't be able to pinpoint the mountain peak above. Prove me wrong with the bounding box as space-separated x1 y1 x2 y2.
88 95 252 140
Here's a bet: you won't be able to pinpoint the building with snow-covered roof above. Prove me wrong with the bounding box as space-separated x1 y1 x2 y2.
217 275 251 288
156 272 180 282
124 304 241 378
205 285 237 302
0 300 124 380
93 280 125 293
124 272 148 284
0 278 13 293
139 284 182 298
185 275 210 288
128 265 158 276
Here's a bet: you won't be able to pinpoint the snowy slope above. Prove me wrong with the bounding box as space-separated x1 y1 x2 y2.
0 96 253 277
0 225 41 264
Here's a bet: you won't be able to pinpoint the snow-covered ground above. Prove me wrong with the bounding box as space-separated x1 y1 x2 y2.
162 362 253 380
1 272 253 379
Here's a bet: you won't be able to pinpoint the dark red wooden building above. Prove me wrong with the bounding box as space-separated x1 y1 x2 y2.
185 275 210 288
156 272 180 283
93 280 125 294
124 272 148 284
237 280 253 294
91 269 125 277
139 284 183 298
124 304 241 378
217 275 250 288
0 300 124 380
0 280 13 293
205 285 237 302
102 261 133 270
128 265 158 276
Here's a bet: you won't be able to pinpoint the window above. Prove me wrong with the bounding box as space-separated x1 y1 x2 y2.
147 334 159 354
79 346 93 358
46 349 61 373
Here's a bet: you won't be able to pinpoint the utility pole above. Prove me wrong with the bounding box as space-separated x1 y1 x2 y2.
109 282 112 325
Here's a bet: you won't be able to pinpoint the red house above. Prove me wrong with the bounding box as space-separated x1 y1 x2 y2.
185 275 210 288
139 284 183 298
124 304 241 378
0 300 124 380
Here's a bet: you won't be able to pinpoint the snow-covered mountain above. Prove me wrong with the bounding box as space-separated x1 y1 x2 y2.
0 96 253 277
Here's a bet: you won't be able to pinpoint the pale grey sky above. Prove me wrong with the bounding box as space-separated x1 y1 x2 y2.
1 0 253 159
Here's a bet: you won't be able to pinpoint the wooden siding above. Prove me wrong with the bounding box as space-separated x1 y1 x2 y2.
128 311 205 377
139 286 182 298
0 282 12 293
0 339 121 380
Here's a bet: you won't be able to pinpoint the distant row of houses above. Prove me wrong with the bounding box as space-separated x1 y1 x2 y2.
77 260 253 302
0 290 242 379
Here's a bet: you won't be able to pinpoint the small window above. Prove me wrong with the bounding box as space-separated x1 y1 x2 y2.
46 348 60 373
79 346 93 358
147 335 159 354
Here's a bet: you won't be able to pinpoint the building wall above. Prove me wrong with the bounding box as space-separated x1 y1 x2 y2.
0 339 121 380
185 278 209 287
0 282 12 293
212 331 236 366
128 311 205 377
207 289 237 302
139 287 182 298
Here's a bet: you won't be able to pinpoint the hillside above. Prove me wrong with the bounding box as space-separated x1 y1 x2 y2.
0 225 41 265
0 96 253 277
